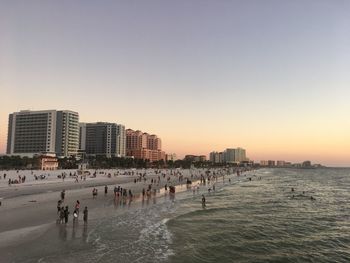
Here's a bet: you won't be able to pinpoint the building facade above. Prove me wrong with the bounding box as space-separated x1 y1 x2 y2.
55 111 79 157
126 129 165 162
78 123 87 152
6 110 79 157
81 122 126 157
210 147 247 164
184 155 207 162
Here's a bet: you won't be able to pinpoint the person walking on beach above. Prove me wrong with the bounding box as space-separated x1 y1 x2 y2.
92 188 98 198
75 200 80 216
57 200 62 214
64 206 70 224
202 195 206 208
83 206 88 224
59 207 65 224
104 185 108 195
61 190 65 201
73 209 78 223
114 186 118 198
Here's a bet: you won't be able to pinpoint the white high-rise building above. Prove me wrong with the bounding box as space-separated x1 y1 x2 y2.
224 148 236 163
6 110 79 157
210 151 224 163
55 111 79 157
209 147 247 164
235 147 246 162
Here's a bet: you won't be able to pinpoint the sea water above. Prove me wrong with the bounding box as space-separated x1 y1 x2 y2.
3 168 350 263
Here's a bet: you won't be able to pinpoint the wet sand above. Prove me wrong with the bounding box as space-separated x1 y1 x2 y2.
0 168 242 262
0 169 211 243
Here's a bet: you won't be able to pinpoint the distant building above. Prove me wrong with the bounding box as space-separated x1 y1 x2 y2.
277 160 286 167
184 155 206 162
223 148 236 163
199 155 207 162
235 147 247 162
166 153 177 162
260 160 269 167
126 129 165 162
210 147 247 164
6 110 79 157
81 122 126 157
210 151 219 163
302 160 312 168
268 160 276 167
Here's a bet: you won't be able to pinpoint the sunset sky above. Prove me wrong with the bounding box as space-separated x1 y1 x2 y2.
1 1 349 166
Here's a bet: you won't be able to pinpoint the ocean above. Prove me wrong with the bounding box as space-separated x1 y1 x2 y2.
5 168 350 263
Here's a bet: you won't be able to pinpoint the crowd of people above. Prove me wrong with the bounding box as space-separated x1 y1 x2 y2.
57 190 88 225
53 167 253 227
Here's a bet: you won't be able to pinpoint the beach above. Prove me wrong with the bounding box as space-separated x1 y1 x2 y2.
1 168 349 263
0 167 239 262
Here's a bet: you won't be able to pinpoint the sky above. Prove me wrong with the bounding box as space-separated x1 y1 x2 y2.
0 0 349 166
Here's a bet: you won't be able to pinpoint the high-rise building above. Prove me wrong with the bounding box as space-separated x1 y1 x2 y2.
81 122 126 157
260 160 269 166
147 134 162 150
55 111 79 157
210 151 224 163
235 147 247 162
6 110 79 157
126 129 165 162
268 160 276 167
78 123 87 152
166 153 177 162
209 147 247 164
224 148 236 163
277 160 286 167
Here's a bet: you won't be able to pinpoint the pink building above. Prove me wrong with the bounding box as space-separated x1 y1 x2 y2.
126 129 165 162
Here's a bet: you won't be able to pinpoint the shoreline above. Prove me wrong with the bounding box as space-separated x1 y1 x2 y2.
0 168 249 248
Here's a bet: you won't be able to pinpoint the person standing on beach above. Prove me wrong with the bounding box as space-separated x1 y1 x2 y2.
57 200 62 214
92 188 98 198
61 190 65 201
83 206 88 224
64 206 70 224
73 209 78 223
202 195 206 208
104 185 108 195
75 200 80 216
59 207 65 224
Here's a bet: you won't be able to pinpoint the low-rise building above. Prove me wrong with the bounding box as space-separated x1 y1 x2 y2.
38 155 58 170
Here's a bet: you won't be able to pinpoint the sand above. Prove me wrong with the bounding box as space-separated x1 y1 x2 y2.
0 168 228 249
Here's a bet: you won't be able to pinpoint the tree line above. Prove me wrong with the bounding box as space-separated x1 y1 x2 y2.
0 155 245 170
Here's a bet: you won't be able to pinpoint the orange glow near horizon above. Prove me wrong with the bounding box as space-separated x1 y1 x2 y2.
0 115 349 166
